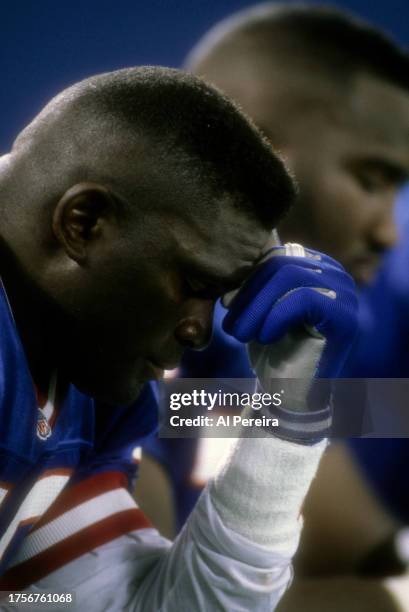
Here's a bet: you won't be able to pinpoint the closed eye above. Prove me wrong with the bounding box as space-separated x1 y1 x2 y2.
356 169 394 193
351 159 408 194
184 277 221 300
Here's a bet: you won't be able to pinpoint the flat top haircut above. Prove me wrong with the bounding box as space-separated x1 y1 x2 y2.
2 66 294 230
187 3 409 130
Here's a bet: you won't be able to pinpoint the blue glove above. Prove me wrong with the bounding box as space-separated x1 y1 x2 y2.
223 244 358 379
222 243 359 444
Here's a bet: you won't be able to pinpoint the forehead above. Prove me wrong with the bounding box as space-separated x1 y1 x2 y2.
305 75 409 185
344 74 409 151
170 199 271 284
256 71 409 171
308 74 409 171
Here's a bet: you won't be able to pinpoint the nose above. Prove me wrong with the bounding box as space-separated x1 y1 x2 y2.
174 300 214 350
370 196 398 252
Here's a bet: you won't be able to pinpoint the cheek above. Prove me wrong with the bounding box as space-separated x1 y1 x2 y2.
299 170 367 257
116 286 183 351
108 266 181 325
282 165 365 265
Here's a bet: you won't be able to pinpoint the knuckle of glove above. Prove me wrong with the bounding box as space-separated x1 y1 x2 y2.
305 248 347 272
223 247 358 351
224 265 328 339
315 284 359 345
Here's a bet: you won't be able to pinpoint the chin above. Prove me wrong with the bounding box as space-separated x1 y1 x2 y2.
96 382 146 406
71 370 147 406
62 346 157 405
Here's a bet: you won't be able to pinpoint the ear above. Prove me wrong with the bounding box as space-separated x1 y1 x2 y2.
52 182 118 264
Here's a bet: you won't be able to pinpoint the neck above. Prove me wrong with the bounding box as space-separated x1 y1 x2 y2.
0 239 57 396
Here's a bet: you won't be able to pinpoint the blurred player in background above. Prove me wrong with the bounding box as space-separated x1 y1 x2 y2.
140 4 409 609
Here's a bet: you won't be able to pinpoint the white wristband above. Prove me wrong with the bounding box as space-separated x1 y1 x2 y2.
210 411 326 553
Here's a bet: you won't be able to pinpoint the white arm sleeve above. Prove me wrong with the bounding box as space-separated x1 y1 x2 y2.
14 434 325 612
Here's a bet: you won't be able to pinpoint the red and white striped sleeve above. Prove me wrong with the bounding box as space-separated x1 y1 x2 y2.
0 470 151 591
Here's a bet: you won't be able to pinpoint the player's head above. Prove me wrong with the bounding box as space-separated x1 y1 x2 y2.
187 3 409 284
0 66 295 404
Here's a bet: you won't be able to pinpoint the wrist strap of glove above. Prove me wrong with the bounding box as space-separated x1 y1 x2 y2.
256 379 333 445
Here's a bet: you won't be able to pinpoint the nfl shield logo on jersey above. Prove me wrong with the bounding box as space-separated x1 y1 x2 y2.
37 409 52 440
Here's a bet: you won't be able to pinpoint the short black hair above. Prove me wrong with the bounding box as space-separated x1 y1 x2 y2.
187 3 409 93
12 66 295 226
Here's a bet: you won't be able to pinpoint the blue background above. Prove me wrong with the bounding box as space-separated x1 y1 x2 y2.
1 0 408 151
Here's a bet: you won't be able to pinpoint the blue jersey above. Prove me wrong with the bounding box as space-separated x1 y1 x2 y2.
0 280 157 588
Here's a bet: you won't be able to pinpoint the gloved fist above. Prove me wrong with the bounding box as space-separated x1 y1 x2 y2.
223 243 358 380
222 243 359 443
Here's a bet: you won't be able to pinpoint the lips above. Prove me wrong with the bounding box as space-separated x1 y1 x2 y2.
142 360 165 381
142 353 183 381
149 355 183 371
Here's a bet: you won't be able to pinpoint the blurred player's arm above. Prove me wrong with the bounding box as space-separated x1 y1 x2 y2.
294 443 399 576
274 443 407 611
277 574 409 612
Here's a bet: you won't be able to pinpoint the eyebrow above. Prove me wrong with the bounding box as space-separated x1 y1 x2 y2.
185 261 257 296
